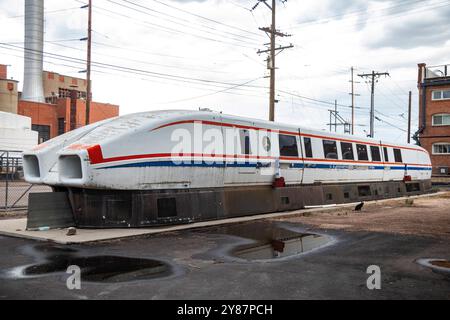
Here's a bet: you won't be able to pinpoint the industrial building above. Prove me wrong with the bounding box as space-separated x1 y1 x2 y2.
417 63 450 176
0 63 119 145
0 0 119 148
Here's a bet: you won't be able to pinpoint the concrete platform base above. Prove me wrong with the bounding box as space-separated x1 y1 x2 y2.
0 191 446 244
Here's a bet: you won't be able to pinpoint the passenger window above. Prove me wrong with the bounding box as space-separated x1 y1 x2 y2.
239 129 251 155
394 148 403 163
323 140 338 159
303 137 313 158
370 146 381 162
279 134 298 157
383 147 389 162
356 144 369 161
340 142 354 160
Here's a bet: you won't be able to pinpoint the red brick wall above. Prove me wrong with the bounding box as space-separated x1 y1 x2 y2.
421 137 450 173
0 64 7 79
418 84 450 175
18 100 58 138
18 98 119 139
90 101 119 124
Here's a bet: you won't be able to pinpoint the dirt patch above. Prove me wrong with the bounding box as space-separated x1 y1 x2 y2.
0 210 27 220
277 193 450 240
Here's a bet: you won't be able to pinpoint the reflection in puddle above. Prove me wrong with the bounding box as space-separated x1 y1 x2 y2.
7 244 171 283
202 221 332 261
234 234 330 260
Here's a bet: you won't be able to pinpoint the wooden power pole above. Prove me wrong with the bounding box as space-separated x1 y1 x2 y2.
358 70 389 138
85 0 92 125
254 0 293 122
407 90 412 144
351 67 355 134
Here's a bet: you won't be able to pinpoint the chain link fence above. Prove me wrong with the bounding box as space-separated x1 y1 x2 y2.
1 150 51 212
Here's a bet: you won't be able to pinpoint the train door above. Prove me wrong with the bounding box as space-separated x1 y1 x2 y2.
381 143 389 182
223 119 258 185
298 129 305 183
277 131 302 184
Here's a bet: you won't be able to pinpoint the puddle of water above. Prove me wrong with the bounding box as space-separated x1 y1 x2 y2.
8 244 172 283
430 260 450 269
417 258 450 274
202 221 331 261
24 255 170 282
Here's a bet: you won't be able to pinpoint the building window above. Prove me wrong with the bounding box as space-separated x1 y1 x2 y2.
239 129 251 155
303 137 313 158
370 146 381 162
393 148 403 163
322 140 338 159
32 124 50 144
340 142 354 160
433 143 450 155
432 114 450 126
279 134 298 157
356 144 368 161
432 90 450 101
57 118 65 136
383 147 389 162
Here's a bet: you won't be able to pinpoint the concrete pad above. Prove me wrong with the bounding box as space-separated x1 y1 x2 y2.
0 191 447 244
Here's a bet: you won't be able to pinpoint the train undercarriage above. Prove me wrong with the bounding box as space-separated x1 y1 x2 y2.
51 179 433 228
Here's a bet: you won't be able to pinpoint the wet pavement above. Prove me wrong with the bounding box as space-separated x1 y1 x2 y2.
0 219 449 299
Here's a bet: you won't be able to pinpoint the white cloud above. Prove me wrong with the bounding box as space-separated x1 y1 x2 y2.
1 0 449 143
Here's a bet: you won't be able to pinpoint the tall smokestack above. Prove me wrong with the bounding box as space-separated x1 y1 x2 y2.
22 0 45 103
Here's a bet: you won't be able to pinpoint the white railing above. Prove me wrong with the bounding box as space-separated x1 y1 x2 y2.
425 64 450 79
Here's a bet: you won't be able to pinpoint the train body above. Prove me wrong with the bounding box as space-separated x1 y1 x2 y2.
22 110 432 228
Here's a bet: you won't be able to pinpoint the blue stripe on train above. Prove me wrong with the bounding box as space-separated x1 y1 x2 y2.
96 161 432 171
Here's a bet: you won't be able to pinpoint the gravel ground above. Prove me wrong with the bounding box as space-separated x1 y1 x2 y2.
278 193 450 240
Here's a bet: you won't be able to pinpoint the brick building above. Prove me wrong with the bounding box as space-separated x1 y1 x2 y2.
0 64 119 144
0 64 19 114
18 98 118 143
417 63 450 176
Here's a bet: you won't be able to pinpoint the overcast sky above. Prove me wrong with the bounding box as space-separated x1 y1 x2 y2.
1 0 449 142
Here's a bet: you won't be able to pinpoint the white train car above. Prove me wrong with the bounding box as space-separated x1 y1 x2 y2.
22 110 432 227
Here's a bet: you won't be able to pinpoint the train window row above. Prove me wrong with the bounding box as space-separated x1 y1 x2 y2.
239 133 404 163
278 134 404 163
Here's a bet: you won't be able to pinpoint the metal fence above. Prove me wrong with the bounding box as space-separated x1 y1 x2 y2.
0 150 51 211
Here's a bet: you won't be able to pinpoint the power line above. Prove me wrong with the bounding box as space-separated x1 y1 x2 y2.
147 0 263 38
157 77 264 104
0 43 267 94
3 6 80 19
103 0 262 46
89 3 260 50
286 0 441 30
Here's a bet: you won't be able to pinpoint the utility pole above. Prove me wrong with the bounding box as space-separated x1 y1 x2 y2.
407 90 412 144
334 100 337 132
348 67 360 135
358 70 389 138
253 0 293 121
351 67 354 134
329 109 332 132
85 0 92 125
327 107 351 134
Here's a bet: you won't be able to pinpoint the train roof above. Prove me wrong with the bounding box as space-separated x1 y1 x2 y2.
54 109 425 153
